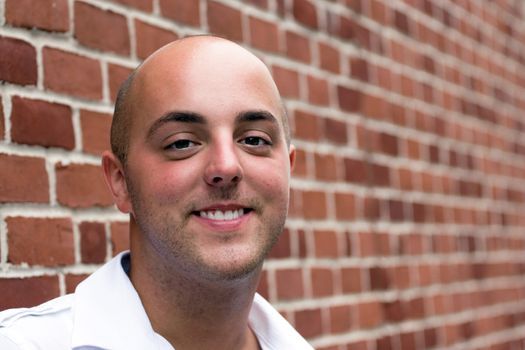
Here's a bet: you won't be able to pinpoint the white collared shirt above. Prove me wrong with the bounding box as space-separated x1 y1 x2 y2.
0 252 313 350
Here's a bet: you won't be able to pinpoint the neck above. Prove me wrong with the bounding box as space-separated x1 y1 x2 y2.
128 239 262 350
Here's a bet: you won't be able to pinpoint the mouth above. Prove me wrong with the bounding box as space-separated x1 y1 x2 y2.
192 206 254 222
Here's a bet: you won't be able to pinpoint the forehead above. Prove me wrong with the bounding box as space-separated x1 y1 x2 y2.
129 39 284 132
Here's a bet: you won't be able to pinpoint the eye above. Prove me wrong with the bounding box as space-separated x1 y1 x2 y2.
164 139 199 151
239 136 272 147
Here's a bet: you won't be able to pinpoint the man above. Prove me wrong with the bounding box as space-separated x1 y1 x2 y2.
0 36 313 349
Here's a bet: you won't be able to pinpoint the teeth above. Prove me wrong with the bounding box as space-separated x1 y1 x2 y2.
199 209 244 221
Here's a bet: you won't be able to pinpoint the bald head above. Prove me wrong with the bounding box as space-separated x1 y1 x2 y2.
111 36 289 165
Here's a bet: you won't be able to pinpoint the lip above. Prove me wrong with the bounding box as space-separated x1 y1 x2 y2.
192 209 252 232
191 202 254 232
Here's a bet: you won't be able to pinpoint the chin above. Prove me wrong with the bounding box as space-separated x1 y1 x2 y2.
198 250 266 282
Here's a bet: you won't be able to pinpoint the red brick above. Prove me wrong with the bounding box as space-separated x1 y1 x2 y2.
393 10 410 35
344 157 367 184
112 0 153 11
74 2 130 55
314 230 339 258
335 192 356 220
291 148 308 177
357 300 383 328
65 274 89 294
369 266 390 290
272 65 300 98
0 154 49 203
108 63 134 103
307 75 329 106
11 96 74 149
0 36 37 85
319 42 340 73
256 269 269 300
80 109 111 155
330 304 352 333
323 118 348 144
135 19 178 60
285 31 311 63
342 267 362 293
327 13 355 40
302 190 327 219
350 57 369 82
249 16 279 53
294 109 321 140
80 221 107 264
6 0 69 32
43 47 102 100
0 98 4 140
314 153 338 181
7 217 74 266
55 163 113 208
207 1 243 42
160 0 200 26
295 308 323 338
111 221 130 256
276 268 304 299
338 85 362 112
268 228 291 259
0 276 60 309
292 0 318 29
369 0 388 24
311 268 334 296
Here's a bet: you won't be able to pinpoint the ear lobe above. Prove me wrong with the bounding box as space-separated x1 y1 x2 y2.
102 151 132 214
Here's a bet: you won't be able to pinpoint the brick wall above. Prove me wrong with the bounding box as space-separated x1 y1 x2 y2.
1 0 525 349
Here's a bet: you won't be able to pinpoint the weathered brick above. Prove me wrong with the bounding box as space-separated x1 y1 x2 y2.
271 65 300 99
341 267 362 293
112 0 153 11
335 192 356 220
0 98 4 140
207 1 243 42
330 305 352 333
314 153 338 181
295 308 323 338
80 221 107 264
74 2 130 55
357 300 383 328
276 268 304 300
302 190 327 219
55 163 113 208
43 47 102 100
338 85 362 112
159 0 200 26
0 36 37 85
314 230 339 258
6 0 69 32
285 30 311 63
108 63 134 103
307 75 329 106
294 109 321 141
110 221 130 256
318 42 340 73
0 276 60 309
80 109 111 155
267 228 291 259
65 274 89 294
311 268 334 296
323 118 348 144
11 96 74 149
292 0 318 29
135 19 178 60
7 217 74 266
0 154 49 203
249 16 279 52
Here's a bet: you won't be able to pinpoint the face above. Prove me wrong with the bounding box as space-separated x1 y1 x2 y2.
111 39 295 281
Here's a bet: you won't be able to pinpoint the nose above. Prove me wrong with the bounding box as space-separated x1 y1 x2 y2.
203 141 243 187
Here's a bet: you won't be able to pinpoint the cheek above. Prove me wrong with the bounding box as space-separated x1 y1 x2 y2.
245 158 290 200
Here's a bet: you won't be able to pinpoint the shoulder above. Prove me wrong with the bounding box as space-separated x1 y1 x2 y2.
0 294 74 350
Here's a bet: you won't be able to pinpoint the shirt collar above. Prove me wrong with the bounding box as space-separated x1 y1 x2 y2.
71 251 173 350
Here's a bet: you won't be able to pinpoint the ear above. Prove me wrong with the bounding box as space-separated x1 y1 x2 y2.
288 144 296 172
102 151 133 214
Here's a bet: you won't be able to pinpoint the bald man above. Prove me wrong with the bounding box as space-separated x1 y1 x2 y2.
0 36 314 350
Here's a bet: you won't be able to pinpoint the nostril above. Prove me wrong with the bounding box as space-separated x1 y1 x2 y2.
212 176 222 183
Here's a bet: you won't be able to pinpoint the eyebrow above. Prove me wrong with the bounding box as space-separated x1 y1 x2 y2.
147 109 280 139
235 110 280 127
147 111 206 138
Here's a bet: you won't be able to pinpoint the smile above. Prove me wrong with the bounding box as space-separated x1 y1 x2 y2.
193 207 253 222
